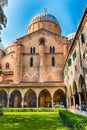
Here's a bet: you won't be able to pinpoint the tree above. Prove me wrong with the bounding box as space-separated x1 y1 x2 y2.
0 0 8 7
0 0 8 42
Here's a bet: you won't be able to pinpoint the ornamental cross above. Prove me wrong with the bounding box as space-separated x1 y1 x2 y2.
44 8 48 14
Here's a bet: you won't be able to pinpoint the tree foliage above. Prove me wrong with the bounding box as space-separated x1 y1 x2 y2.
0 0 8 42
0 0 8 7
0 5 7 31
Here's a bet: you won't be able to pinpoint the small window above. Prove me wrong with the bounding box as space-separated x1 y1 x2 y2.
50 47 52 53
0 64 2 75
0 64 2 69
30 57 33 67
6 63 9 69
73 51 76 60
53 47 55 53
68 58 72 66
64 71 66 78
33 47 35 54
81 34 85 44
30 47 32 53
52 57 55 66
50 47 55 53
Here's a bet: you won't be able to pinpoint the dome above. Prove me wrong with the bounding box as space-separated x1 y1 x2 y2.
67 32 76 40
29 13 60 26
28 12 61 35
0 43 5 51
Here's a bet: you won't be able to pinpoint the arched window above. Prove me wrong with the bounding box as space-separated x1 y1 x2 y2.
0 64 2 69
0 64 2 75
52 57 55 66
30 57 33 67
33 47 35 54
53 47 55 53
6 63 9 69
50 47 55 53
30 47 32 53
50 47 52 53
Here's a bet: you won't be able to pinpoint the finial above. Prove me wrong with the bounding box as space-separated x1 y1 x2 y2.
44 8 48 14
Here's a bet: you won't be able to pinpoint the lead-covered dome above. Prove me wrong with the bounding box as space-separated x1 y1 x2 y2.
27 12 61 35
29 13 60 26
67 32 76 40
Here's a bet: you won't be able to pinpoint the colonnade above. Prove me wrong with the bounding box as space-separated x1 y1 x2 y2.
0 88 66 108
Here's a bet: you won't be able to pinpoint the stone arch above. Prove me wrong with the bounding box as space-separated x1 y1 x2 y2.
31 75 38 81
0 90 7 107
24 89 36 107
53 89 66 107
73 81 79 106
47 74 53 81
39 89 51 107
73 81 78 94
9 89 22 107
68 86 72 96
23 74 30 82
67 86 72 108
79 75 86 104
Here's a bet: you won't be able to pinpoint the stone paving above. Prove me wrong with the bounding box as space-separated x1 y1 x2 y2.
70 109 87 117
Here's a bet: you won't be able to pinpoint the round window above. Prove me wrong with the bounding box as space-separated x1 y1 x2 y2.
39 38 45 45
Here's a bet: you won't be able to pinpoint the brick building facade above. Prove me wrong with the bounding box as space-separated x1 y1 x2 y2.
0 8 85 108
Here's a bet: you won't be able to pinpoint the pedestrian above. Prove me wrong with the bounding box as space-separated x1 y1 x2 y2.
76 104 79 110
81 102 86 111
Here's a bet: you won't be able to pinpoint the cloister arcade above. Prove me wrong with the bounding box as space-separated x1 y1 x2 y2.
0 88 66 108
0 74 86 109
67 75 87 109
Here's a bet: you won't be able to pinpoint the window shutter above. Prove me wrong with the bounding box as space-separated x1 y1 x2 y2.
64 71 66 78
68 58 72 66
73 51 76 60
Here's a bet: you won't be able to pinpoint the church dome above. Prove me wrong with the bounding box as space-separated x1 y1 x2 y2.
29 13 60 26
67 32 76 40
27 12 61 35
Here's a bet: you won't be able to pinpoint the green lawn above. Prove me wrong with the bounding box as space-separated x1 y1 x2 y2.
0 112 71 130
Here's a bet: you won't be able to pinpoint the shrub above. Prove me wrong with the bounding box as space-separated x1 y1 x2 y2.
55 104 60 108
59 110 87 130
0 105 3 116
3 108 59 112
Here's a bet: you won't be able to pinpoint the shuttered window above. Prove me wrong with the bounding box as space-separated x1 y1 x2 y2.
73 51 76 60
64 71 66 78
68 58 72 66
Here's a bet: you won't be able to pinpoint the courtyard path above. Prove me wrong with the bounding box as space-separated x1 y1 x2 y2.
70 109 87 117
0 112 71 130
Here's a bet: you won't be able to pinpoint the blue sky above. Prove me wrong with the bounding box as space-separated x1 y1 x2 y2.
1 0 87 47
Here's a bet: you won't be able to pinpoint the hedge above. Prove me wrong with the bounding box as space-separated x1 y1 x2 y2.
59 110 87 130
3 108 58 112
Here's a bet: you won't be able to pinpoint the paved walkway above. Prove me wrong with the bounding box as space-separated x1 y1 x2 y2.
70 109 87 117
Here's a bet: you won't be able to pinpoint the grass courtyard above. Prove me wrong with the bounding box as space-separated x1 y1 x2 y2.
0 112 71 130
